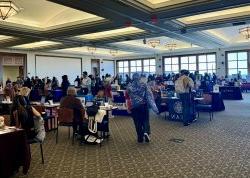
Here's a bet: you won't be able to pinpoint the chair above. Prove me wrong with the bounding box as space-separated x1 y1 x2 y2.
196 93 213 121
13 110 45 164
56 108 74 144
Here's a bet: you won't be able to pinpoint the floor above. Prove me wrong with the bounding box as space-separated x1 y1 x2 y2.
15 94 250 178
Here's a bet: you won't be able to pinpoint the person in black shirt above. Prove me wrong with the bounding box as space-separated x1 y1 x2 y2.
61 75 70 97
74 76 81 87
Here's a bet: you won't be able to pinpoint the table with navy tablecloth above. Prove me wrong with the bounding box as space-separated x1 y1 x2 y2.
219 86 243 100
241 83 250 92
167 97 196 121
0 128 31 178
208 92 225 111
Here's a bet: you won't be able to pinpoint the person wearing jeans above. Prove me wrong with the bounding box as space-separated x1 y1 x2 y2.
175 70 194 126
131 104 150 141
179 92 192 126
127 73 159 143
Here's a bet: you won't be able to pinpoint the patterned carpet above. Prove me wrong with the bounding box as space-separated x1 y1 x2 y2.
14 94 250 178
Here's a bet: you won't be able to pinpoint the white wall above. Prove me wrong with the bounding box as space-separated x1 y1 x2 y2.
0 49 114 84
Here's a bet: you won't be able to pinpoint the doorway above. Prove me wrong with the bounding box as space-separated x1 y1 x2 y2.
3 66 24 86
91 59 100 77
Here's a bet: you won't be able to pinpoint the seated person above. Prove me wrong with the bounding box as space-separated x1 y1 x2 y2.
11 87 45 141
60 87 85 136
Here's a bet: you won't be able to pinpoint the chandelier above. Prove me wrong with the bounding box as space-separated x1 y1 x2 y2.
148 39 160 48
0 1 20 20
110 49 118 56
239 27 250 39
87 47 96 54
165 42 177 51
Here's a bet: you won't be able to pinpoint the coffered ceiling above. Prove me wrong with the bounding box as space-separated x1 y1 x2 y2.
204 25 250 45
0 0 250 57
1 0 104 30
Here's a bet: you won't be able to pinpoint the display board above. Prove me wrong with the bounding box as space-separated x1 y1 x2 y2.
35 55 82 84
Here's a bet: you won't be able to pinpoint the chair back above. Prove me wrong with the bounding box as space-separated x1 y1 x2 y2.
13 110 21 128
33 105 45 114
58 108 74 123
198 93 212 105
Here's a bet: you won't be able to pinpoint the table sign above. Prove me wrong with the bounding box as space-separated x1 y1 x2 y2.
213 84 220 93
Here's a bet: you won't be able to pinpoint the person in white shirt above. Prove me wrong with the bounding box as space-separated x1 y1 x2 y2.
81 71 91 95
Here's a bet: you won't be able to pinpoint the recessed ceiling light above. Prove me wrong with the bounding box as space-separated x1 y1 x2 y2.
76 27 144 40
13 41 61 49
178 6 250 24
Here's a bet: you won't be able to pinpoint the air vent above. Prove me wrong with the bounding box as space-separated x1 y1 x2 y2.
233 22 246 26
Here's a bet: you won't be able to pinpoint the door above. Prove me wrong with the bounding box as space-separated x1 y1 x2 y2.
3 66 20 86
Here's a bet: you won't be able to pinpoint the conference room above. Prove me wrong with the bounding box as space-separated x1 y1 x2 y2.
0 0 250 177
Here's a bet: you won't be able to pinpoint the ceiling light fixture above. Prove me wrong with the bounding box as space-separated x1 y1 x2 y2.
110 49 118 56
0 1 20 20
165 42 177 51
87 47 96 54
148 39 160 48
239 27 250 39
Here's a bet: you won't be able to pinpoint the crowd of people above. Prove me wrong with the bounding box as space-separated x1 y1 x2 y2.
0 69 244 143
0 71 117 102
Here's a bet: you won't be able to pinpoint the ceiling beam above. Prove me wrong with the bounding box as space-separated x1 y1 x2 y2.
48 0 225 48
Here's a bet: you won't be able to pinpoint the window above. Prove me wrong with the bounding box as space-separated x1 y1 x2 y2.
198 54 216 74
117 60 129 81
180 55 197 72
130 60 142 77
227 51 248 77
117 58 156 78
143 59 155 76
164 57 179 74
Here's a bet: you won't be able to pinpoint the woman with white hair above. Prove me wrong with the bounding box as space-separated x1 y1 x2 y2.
60 87 85 137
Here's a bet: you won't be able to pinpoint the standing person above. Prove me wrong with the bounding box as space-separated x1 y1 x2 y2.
16 76 24 87
127 73 159 143
23 77 32 89
51 77 59 90
175 70 194 126
125 74 131 85
61 75 70 97
81 71 91 95
74 76 81 87
104 74 113 103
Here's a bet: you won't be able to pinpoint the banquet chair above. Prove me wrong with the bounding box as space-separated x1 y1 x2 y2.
195 93 213 121
56 108 75 144
13 110 45 164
